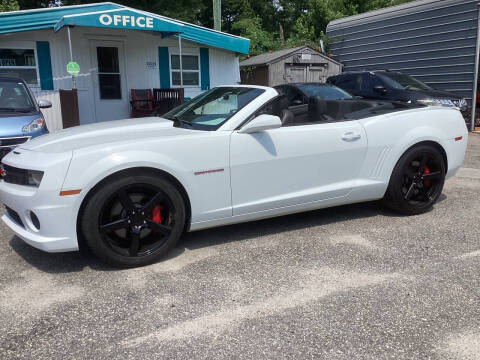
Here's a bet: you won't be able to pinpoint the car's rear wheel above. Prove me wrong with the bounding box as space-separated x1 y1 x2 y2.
81 173 185 267
383 144 446 215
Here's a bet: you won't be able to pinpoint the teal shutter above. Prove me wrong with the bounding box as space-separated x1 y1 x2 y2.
158 47 170 89
200 48 210 90
36 41 54 90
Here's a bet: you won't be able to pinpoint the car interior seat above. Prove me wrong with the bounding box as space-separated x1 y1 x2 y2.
280 109 295 126
271 96 297 126
308 96 335 123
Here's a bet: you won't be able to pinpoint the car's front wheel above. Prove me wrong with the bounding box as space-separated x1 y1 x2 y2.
383 144 446 215
81 172 186 267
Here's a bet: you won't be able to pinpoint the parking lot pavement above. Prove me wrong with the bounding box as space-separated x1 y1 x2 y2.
0 135 479 360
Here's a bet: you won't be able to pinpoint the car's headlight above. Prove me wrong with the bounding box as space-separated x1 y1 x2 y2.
27 170 44 187
456 98 468 110
418 98 456 107
2 164 44 187
417 99 439 107
22 117 45 133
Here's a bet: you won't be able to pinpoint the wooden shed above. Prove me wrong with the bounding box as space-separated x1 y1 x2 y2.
240 46 343 87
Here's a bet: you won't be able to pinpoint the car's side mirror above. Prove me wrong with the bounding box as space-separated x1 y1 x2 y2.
373 85 387 94
38 100 52 109
291 99 303 106
238 114 282 134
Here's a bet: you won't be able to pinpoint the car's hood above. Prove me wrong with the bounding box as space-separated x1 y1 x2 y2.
19 117 195 153
0 113 42 138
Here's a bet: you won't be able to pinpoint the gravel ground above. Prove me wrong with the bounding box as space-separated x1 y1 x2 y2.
0 135 479 360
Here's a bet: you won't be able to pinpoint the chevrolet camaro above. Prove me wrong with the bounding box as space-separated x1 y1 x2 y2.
0 85 468 267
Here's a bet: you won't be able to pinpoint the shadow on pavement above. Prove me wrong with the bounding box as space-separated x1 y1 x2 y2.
9 199 442 274
9 236 111 273
178 200 424 252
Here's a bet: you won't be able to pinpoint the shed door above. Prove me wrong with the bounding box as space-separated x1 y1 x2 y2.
90 40 128 122
307 66 327 83
285 64 306 83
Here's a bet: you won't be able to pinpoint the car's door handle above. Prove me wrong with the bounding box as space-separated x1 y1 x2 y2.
341 132 361 142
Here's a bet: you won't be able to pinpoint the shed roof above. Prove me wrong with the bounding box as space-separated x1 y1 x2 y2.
0 2 250 54
239 46 340 67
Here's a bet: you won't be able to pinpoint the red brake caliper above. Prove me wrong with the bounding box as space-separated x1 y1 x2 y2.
151 205 163 229
423 166 431 187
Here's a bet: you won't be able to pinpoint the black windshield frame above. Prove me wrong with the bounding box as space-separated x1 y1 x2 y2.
295 84 353 100
162 87 265 131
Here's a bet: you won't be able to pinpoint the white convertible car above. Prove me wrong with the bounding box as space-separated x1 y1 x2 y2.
0 85 467 267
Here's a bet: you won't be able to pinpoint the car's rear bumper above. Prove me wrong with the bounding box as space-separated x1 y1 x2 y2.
445 133 468 180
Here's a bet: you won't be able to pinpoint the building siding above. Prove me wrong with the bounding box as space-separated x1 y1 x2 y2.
327 0 479 103
0 27 241 125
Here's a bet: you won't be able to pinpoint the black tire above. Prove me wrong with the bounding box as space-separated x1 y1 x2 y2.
383 144 446 215
81 172 186 267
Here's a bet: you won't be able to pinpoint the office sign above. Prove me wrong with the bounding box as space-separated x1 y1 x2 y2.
55 9 184 34
98 14 154 29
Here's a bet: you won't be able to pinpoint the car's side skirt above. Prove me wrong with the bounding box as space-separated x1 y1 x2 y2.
189 179 385 232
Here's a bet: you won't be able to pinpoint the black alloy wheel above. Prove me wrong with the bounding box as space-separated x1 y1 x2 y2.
401 152 443 205
82 173 185 267
99 184 174 257
383 144 446 215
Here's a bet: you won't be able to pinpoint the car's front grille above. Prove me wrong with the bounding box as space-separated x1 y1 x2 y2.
0 136 30 148
3 164 30 186
451 99 467 109
0 148 11 159
5 206 24 228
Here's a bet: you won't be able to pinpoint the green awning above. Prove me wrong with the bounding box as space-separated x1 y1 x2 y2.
0 2 250 54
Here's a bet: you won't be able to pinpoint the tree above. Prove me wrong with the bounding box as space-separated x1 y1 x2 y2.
14 0 415 56
1 0 20 11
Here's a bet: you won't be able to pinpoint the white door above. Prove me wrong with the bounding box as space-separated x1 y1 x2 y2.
230 121 367 216
90 40 128 122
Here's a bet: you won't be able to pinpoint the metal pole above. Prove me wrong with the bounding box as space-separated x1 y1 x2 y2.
67 26 76 89
178 35 183 87
470 4 480 132
213 0 221 31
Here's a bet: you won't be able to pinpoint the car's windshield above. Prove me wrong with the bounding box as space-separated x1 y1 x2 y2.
296 84 353 100
378 73 432 91
0 80 36 112
163 87 265 130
